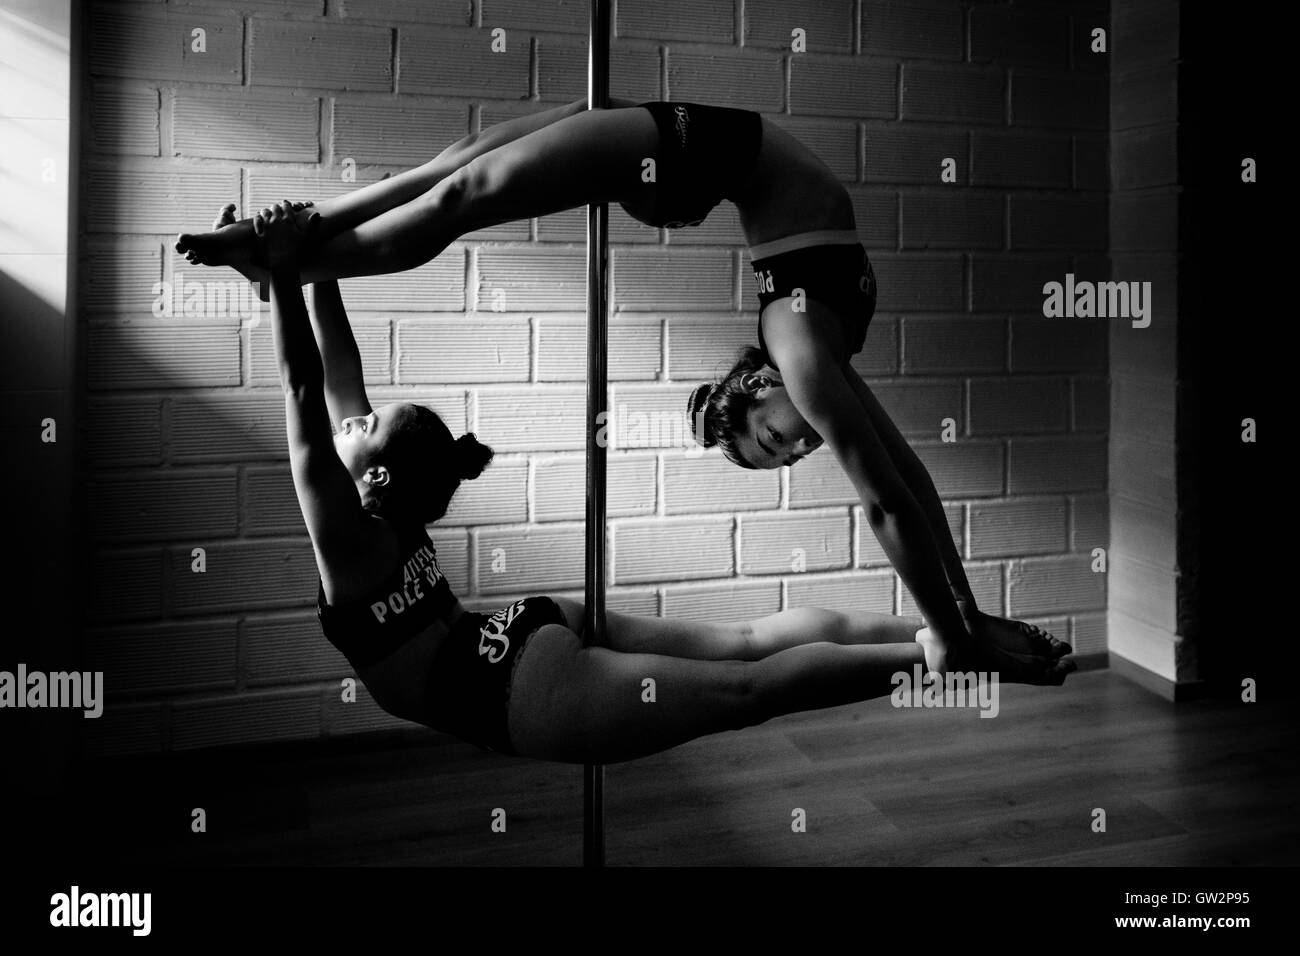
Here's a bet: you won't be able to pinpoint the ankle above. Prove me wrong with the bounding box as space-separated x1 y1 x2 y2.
915 626 947 676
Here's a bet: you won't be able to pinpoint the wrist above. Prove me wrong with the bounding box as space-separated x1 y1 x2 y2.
952 594 979 634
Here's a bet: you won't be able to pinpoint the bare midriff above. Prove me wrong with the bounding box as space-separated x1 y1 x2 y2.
352 601 466 723
732 118 857 246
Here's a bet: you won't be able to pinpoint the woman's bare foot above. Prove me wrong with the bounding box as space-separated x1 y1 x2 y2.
176 201 318 270
193 204 266 284
962 631 1076 686
180 202 317 300
941 598 1074 685
957 599 1071 659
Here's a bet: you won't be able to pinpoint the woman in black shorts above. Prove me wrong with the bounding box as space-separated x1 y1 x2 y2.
178 103 1075 747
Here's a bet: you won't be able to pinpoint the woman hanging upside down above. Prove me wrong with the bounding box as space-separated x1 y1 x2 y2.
236 195 1072 764
177 100 1076 724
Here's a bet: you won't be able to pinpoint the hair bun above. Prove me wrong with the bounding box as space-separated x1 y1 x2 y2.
685 383 717 448
453 433 494 480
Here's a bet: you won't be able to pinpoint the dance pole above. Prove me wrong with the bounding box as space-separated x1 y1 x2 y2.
583 0 610 869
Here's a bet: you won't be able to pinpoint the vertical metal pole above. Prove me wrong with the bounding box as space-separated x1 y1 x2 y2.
583 0 610 869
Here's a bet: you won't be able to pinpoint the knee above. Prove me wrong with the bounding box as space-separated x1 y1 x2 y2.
733 620 758 659
795 608 851 645
819 609 853 645
429 165 474 218
723 661 767 731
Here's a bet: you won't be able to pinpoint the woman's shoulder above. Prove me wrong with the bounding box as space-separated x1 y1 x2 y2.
318 513 413 607
759 301 853 370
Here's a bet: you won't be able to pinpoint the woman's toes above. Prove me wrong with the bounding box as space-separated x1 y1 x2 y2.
1049 659 1077 684
213 204 238 229
175 233 191 253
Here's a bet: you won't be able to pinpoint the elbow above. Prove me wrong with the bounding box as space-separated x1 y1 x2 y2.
863 486 908 527
282 378 322 402
864 500 892 529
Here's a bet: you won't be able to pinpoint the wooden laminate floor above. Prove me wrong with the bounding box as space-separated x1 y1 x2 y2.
63 669 1300 866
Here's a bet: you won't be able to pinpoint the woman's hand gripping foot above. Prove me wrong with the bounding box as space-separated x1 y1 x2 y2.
175 200 319 273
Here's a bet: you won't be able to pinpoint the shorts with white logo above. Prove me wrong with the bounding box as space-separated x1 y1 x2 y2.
424 596 568 755
621 101 763 229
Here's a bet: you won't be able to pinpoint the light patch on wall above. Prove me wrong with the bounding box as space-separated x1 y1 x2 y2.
0 4 71 312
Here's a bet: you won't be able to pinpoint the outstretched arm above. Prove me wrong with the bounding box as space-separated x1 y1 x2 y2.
306 280 371 426
260 203 372 569
778 341 969 663
844 371 976 614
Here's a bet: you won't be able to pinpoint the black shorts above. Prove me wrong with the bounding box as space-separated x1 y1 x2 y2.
752 235 878 369
621 101 763 229
423 596 568 756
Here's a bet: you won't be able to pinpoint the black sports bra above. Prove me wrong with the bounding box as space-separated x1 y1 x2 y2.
751 242 877 372
316 524 458 670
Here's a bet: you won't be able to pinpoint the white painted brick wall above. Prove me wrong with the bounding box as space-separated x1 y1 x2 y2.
747 0 855 52
741 510 853 575
250 319 390 387
614 518 734 584
536 317 662 382
83 243 162 314
90 85 160 156
85 620 236 696
475 525 585 593
969 498 1067 557
87 323 241 390
332 100 467 166
661 581 781 624
786 572 896 615
174 91 320 161
397 319 531 384
662 454 780 515
398 26 528 98
667 51 785 112
251 19 392 91
244 466 308 536
533 454 657 521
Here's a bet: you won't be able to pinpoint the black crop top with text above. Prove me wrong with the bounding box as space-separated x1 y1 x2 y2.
316 525 458 670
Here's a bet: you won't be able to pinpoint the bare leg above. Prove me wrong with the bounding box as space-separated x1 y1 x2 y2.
506 623 930 764
175 100 589 268
181 107 658 285
292 106 659 283
550 597 924 661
